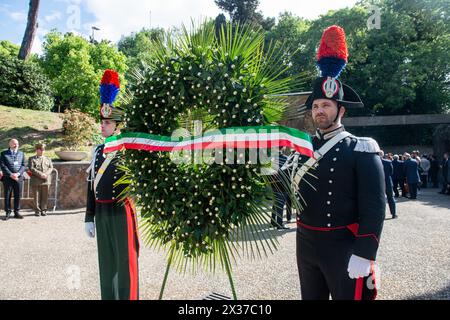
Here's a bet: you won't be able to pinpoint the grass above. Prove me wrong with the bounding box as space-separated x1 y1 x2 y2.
0 105 96 160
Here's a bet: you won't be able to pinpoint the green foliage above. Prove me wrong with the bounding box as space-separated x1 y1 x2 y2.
268 0 450 116
0 55 53 111
60 109 98 150
0 40 20 57
214 0 274 31
265 12 311 78
119 21 300 279
40 31 128 116
215 0 260 23
118 28 165 80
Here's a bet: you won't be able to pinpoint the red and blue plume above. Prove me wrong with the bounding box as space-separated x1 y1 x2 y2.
100 69 120 105
317 25 348 79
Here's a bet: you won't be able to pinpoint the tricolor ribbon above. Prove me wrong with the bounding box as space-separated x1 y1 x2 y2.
104 125 314 158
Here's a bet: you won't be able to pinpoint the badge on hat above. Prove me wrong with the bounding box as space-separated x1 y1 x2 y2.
100 103 113 118
322 77 339 98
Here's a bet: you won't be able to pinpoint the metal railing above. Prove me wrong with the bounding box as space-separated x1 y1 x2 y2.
0 168 60 213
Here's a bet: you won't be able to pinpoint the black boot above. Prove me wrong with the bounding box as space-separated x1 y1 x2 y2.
14 212 23 219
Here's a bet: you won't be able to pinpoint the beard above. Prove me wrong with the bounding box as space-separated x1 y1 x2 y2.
313 114 335 130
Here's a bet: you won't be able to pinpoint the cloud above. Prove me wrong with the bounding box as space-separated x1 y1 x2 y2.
31 35 44 55
69 0 359 43
45 11 62 23
259 0 359 20
9 11 27 22
79 0 221 42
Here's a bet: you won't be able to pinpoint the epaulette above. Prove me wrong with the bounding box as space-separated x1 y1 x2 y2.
353 136 381 154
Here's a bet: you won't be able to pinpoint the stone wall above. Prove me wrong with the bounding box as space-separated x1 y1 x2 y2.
0 161 90 211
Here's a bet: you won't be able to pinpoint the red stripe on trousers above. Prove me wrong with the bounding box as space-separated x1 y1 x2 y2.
354 278 364 300
125 198 139 300
371 262 378 300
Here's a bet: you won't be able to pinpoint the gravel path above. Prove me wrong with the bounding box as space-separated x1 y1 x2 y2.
0 188 449 300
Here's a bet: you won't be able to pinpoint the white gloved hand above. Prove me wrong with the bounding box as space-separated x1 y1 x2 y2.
85 222 95 238
347 254 372 279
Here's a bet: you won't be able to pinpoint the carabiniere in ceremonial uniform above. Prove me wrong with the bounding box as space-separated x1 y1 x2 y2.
284 25 385 300
85 69 139 300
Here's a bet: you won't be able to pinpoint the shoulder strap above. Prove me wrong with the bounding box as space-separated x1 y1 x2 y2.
292 131 352 190
93 151 117 192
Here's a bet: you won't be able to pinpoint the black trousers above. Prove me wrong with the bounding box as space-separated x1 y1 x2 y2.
386 187 396 217
2 178 22 214
408 183 418 199
272 191 292 226
296 227 376 300
392 178 406 197
420 174 428 188
95 200 139 300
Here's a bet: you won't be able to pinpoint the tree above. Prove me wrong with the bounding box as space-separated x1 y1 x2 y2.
0 40 20 57
265 12 311 77
214 0 275 30
269 0 450 116
0 55 53 111
215 0 260 23
118 28 164 78
40 31 128 115
214 13 227 38
19 0 40 60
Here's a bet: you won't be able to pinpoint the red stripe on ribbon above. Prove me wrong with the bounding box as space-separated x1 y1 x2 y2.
104 139 314 158
125 198 139 300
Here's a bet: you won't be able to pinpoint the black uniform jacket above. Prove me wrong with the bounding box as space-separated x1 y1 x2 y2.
296 127 386 261
85 144 127 223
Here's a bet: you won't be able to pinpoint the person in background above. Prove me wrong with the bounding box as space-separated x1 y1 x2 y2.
271 148 290 230
429 155 439 188
380 151 396 218
404 153 420 200
419 155 430 189
412 151 422 192
392 154 406 198
28 143 54 217
439 152 449 195
0 139 26 220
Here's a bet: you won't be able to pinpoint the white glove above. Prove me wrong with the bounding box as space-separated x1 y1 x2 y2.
347 254 372 279
85 222 95 238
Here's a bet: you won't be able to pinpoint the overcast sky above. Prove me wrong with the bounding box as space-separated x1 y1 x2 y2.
0 0 359 54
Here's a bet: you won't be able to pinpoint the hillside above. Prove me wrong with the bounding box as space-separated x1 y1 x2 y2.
0 105 95 160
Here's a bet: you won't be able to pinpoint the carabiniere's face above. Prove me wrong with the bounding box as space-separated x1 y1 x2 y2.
101 119 117 138
311 99 341 130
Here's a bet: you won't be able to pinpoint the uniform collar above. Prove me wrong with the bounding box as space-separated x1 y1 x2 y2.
315 126 346 141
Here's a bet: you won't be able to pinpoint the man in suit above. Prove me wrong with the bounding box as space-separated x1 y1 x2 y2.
392 155 406 197
0 139 26 219
439 152 449 194
429 155 439 188
380 151 396 218
419 155 430 188
404 153 420 200
270 148 291 230
28 143 53 217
